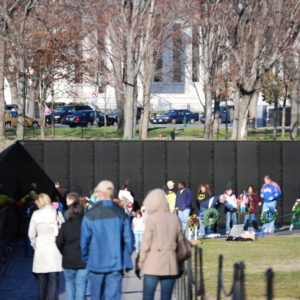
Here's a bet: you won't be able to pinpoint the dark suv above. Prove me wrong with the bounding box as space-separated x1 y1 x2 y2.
53 105 92 123
200 106 234 123
150 109 199 124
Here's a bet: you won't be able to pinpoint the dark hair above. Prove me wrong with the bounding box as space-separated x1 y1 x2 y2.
247 185 257 194
178 181 186 187
197 183 212 197
121 184 128 190
135 210 143 217
68 200 84 219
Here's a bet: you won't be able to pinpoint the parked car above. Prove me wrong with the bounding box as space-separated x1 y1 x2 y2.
96 112 118 127
108 107 142 123
61 110 117 128
150 109 199 124
5 104 18 112
53 105 92 123
200 106 234 124
4 111 41 128
61 110 96 127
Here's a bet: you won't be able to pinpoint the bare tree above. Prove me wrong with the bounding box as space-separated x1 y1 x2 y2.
223 0 300 140
0 0 39 140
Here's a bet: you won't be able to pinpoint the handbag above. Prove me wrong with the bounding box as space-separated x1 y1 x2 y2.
176 236 192 261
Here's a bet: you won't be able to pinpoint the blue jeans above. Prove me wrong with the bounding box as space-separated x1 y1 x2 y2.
199 208 206 235
261 201 277 232
143 274 177 300
243 213 258 231
134 232 143 252
226 211 237 233
64 268 89 300
89 270 123 300
178 208 190 233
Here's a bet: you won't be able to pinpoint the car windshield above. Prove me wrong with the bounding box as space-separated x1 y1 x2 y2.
162 110 177 116
55 107 69 113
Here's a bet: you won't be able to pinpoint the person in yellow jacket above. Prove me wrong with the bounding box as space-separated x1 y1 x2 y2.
165 180 177 214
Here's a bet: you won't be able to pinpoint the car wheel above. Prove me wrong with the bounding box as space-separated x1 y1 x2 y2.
171 119 176 124
69 125 76 128
189 118 195 124
32 122 39 129
5 122 11 128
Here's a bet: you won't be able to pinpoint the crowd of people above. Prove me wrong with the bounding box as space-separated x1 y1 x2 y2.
164 175 281 237
24 180 188 300
0 174 285 300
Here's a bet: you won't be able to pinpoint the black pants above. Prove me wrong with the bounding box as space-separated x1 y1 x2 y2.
35 272 59 300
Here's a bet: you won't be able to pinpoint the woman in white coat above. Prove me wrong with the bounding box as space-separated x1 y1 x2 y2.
28 193 64 300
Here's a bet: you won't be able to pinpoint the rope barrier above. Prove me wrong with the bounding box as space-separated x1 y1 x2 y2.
177 247 276 300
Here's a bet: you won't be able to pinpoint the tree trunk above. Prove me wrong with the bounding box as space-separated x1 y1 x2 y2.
237 94 253 140
140 81 151 140
16 55 26 140
273 98 278 140
212 99 220 138
231 91 240 140
115 90 124 133
281 97 287 138
0 39 6 139
290 85 300 140
123 81 135 139
203 83 213 139
38 101 45 140
27 80 38 118
5 70 18 105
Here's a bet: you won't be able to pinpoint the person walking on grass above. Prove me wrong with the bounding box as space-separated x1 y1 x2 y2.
56 199 88 300
28 193 64 300
176 181 192 234
80 180 133 300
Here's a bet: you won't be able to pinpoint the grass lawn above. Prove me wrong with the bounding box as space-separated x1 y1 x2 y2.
198 236 300 299
3 125 300 141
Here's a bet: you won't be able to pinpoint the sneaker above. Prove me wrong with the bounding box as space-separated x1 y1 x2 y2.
257 232 264 238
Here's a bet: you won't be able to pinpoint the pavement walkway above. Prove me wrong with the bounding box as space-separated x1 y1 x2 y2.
0 242 165 300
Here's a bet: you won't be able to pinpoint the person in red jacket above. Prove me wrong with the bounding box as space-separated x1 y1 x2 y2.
243 185 259 232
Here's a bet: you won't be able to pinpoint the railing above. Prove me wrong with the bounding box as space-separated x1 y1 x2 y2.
176 246 274 300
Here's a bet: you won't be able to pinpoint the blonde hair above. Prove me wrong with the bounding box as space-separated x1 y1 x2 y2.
36 193 51 208
94 180 114 197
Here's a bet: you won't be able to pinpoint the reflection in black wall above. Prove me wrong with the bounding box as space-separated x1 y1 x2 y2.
0 142 55 199
1 141 300 225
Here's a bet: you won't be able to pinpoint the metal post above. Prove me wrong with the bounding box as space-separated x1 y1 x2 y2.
199 247 206 299
232 263 245 300
194 247 198 299
217 255 223 300
187 257 193 300
266 268 274 300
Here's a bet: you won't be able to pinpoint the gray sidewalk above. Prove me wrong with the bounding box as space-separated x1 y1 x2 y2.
0 241 169 300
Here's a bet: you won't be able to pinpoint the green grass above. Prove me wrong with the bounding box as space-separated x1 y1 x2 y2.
4 125 300 141
197 237 300 299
